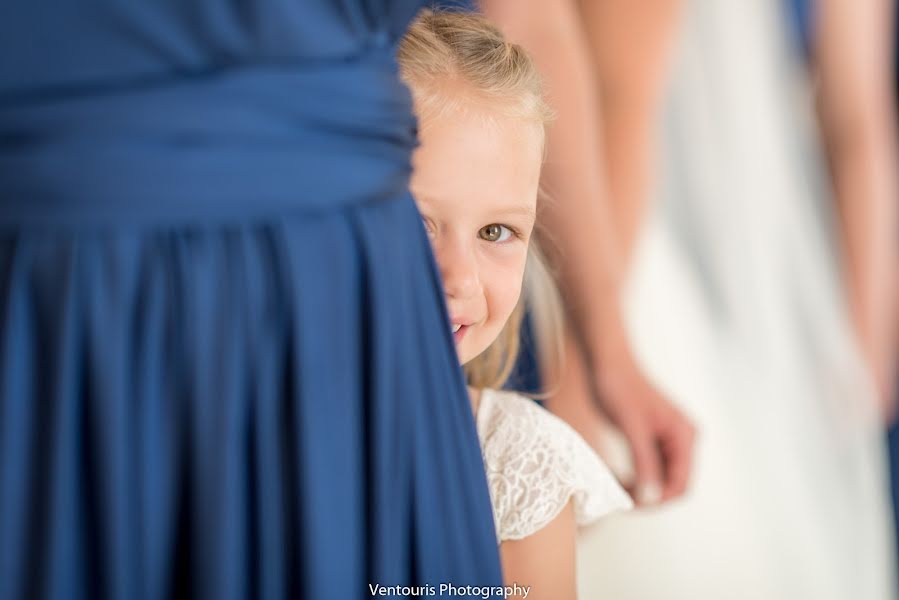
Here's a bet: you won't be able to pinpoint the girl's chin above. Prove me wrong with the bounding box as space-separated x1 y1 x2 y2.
457 343 489 367
456 346 476 366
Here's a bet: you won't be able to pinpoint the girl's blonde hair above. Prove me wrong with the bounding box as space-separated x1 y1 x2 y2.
399 9 563 392
398 9 554 127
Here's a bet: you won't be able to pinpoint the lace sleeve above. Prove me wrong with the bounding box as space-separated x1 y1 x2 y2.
477 390 633 542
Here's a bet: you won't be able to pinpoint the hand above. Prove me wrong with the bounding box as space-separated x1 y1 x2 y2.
546 325 696 506
590 333 697 505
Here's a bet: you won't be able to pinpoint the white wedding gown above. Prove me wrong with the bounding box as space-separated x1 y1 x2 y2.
577 1 897 598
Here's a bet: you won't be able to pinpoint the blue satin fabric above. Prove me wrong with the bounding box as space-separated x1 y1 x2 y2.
0 1 503 598
1 31 416 226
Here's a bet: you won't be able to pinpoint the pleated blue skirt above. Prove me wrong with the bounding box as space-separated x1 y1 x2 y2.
0 1 503 591
0 194 502 599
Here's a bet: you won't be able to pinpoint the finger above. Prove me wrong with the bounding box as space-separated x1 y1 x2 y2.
618 416 663 507
660 420 696 502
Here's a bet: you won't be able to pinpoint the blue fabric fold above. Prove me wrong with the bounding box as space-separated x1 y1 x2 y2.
0 1 503 598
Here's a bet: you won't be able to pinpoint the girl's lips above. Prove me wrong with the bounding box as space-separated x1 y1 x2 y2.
453 324 469 344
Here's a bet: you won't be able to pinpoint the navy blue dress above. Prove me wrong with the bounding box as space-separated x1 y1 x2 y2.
0 2 502 598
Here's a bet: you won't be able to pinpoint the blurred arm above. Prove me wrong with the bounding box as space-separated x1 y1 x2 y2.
578 0 683 269
816 0 899 417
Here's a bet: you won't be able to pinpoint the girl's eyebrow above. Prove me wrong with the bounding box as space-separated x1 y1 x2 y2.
415 192 536 218
492 203 537 220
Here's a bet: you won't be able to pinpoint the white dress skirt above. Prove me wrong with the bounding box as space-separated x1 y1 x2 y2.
577 1 897 598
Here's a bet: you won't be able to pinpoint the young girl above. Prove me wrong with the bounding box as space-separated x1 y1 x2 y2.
398 11 632 599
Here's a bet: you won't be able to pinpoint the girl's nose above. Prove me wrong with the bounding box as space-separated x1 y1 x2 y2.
437 239 480 300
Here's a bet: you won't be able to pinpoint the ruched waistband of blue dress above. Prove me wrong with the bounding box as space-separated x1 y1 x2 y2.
0 47 417 228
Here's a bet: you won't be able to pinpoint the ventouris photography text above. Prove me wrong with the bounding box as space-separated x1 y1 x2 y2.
368 583 531 598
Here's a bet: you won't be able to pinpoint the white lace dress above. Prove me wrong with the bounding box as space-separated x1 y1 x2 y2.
475 388 633 542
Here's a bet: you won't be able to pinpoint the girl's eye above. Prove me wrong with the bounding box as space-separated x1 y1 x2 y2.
479 223 513 243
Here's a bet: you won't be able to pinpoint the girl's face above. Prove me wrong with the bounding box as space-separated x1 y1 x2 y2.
411 103 542 365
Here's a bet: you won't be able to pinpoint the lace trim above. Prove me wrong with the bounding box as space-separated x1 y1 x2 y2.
476 389 633 542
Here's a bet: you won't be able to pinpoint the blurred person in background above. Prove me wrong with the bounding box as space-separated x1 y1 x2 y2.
567 0 899 599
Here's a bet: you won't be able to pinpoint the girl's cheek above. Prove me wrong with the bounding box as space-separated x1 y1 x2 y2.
491 252 527 297
490 271 525 320
480 244 528 311
483 241 528 268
